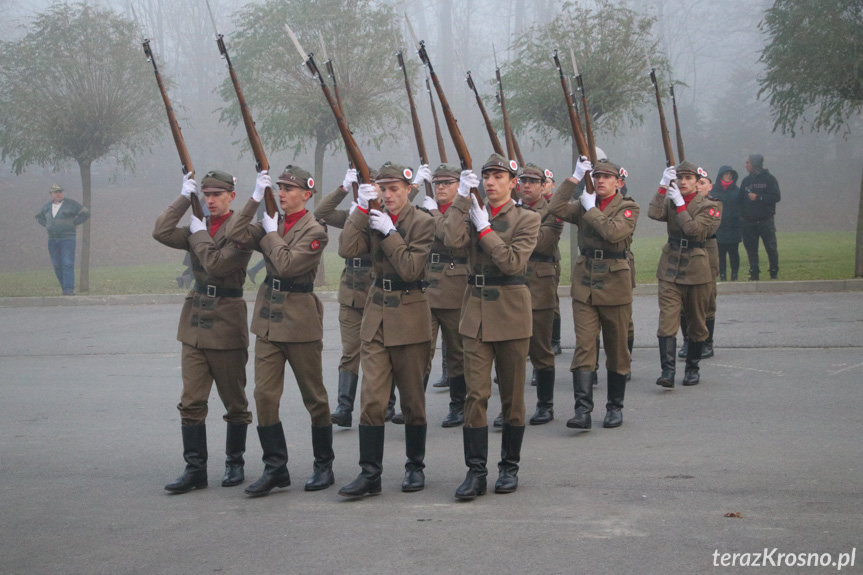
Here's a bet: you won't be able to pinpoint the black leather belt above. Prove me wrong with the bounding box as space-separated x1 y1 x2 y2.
428 252 468 265
707 234 717 240
194 283 243 298
668 236 706 249
344 256 372 268
580 248 627 260
264 275 314 293
468 274 526 287
373 277 426 292
529 253 558 263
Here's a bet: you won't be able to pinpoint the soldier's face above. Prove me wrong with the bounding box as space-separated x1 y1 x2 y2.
203 189 235 217
542 179 555 196
381 180 411 215
696 177 712 195
482 170 515 207
518 177 543 204
678 174 697 194
277 183 311 215
593 173 621 198
433 179 458 205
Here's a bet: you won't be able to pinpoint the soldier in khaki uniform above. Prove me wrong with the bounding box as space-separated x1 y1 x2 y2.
337 162 435 497
225 166 333 497
549 159 639 429
648 161 722 387
444 154 540 499
420 164 471 427
517 163 563 425
153 170 253 493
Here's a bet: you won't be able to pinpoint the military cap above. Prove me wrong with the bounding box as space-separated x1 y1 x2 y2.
368 167 379 181
375 162 413 184
592 160 621 178
519 163 546 182
200 170 236 192
276 165 315 192
676 160 701 177
432 163 460 181
49 185 64 194
481 153 518 175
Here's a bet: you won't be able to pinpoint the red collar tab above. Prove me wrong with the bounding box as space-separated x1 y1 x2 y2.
282 209 307 235
490 200 510 218
208 212 231 237
599 194 616 212
439 202 453 214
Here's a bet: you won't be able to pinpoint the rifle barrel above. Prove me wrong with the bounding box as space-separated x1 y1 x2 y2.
552 50 593 193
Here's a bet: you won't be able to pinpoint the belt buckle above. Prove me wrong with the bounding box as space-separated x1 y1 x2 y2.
430 253 440 264
352 258 363 268
206 285 217 297
475 274 485 288
382 279 392 292
594 249 604 260
272 278 281 292
679 238 689 249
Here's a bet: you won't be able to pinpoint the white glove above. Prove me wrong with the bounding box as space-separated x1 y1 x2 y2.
458 170 479 198
422 196 438 211
369 209 396 236
342 168 357 192
357 183 377 210
666 182 685 207
580 191 596 211
262 212 278 234
573 156 592 181
468 195 490 232
253 170 270 202
181 173 199 200
349 201 358 215
189 214 207 234
412 164 432 186
660 166 676 187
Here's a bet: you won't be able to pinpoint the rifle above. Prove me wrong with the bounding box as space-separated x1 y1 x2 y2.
465 71 504 156
141 38 204 220
494 47 524 168
284 23 379 211
397 51 433 198
406 17 483 207
205 0 277 217
669 84 685 162
323 51 359 202
425 70 447 163
552 50 594 194
650 68 675 168
571 48 597 166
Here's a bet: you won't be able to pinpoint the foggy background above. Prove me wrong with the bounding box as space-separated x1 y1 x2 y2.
2 0 860 273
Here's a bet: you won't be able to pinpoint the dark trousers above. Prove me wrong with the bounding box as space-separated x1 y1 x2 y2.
717 242 740 279
48 238 76 294
741 218 778 275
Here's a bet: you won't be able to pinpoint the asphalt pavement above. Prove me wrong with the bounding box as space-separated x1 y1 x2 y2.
1 289 861 574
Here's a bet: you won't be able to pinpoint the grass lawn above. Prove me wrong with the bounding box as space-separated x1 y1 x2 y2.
0 232 856 298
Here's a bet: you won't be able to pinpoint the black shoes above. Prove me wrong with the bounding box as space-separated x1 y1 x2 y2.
495 423 524 493
455 426 488 500
566 370 593 430
682 341 704 386
222 422 247 487
330 371 358 428
305 425 335 491
656 336 677 388
603 371 627 428
401 424 426 492
165 424 208 493
441 374 466 428
339 425 384 497
529 368 554 425
244 422 291 497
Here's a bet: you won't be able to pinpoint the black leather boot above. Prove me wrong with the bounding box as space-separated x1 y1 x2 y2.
455 426 488 500
304 425 335 491
530 367 537 386
244 422 291 497
165 424 208 493
566 370 593 430
683 340 704 386
495 423 524 493
221 422 246 487
338 425 384 497
402 424 426 492
441 374 466 428
603 371 627 428
385 383 396 423
678 315 689 359
551 315 562 355
529 368 554 425
656 337 677 388
432 342 449 388
493 412 503 429
330 371 358 428
702 319 715 358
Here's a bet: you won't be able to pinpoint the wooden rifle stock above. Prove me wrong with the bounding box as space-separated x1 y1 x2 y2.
670 84 685 162
466 71 504 157
425 74 447 163
326 58 358 202
397 52 433 198
142 39 204 220
575 74 597 165
650 69 676 168
552 50 593 194
417 41 483 208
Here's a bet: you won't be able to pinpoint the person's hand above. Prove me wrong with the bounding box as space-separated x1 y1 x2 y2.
253 170 270 202
458 170 479 198
748 192 757 201
580 191 596 211
357 183 377 210
349 201 358 215
412 164 432 186
572 156 592 182
422 196 438 211
262 212 278 233
189 214 207 234
181 173 199 200
468 195 490 231
666 182 685 207
369 209 396 236
660 166 676 188
342 168 357 192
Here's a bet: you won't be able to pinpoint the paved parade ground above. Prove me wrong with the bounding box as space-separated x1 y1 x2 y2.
1 289 861 574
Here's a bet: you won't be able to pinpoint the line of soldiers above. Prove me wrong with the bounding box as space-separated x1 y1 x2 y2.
152 152 720 500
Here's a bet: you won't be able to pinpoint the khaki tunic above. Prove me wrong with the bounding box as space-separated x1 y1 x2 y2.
525 197 564 371
707 236 718 320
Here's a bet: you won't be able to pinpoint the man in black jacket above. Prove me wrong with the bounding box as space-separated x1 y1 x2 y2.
738 154 781 280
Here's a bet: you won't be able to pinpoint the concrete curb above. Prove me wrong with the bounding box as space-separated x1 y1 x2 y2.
2 278 861 308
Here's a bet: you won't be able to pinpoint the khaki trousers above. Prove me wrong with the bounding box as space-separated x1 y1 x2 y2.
528 308 556 371
571 300 632 374
463 334 530 428
178 344 252 426
338 304 363 374
657 280 710 342
426 307 465 378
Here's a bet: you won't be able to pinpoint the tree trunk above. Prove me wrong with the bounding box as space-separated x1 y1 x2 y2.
313 136 327 287
78 159 92 293
856 158 863 277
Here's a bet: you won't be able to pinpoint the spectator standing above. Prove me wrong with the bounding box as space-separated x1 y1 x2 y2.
35 185 90 295
738 155 781 280
711 166 742 281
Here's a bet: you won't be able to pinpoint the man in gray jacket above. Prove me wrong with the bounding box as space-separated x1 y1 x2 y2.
35 185 90 295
